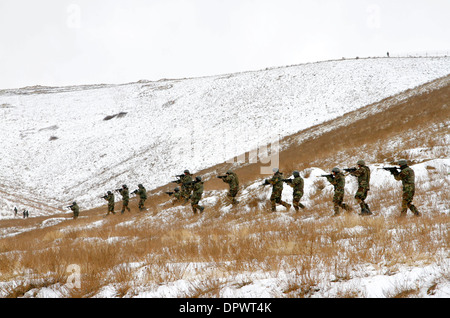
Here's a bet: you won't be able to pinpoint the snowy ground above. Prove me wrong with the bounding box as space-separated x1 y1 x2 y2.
1 57 450 218
1 158 448 298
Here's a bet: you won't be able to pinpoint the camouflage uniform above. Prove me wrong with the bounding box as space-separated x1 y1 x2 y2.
222 170 240 204
191 177 205 214
119 185 131 214
177 171 193 203
268 170 291 212
287 171 305 211
103 191 115 215
326 169 350 216
135 184 147 211
394 162 420 217
349 162 372 215
70 202 80 219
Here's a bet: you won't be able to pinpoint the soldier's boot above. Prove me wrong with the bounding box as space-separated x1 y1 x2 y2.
192 206 198 214
342 203 352 212
199 206 205 213
298 203 306 209
400 208 407 217
281 201 291 210
410 205 420 217
332 205 340 217
232 198 239 205
293 204 299 212
359 202 372 215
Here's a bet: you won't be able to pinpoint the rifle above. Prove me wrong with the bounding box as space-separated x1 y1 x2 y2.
171 179 181 184
173 174 184 178
115 188 122 193
261 179 270 186
318 174 333 178
184 180 200 186
379 167 400 175
132 189 139 195
66 205 73 209
165 192 174 196
217 175 227 179
282 178 293 184
344 168 357 173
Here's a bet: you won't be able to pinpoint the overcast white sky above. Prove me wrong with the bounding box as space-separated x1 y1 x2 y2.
0 0 449 89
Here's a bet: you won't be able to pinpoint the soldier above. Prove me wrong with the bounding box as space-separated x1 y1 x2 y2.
393 159 420 217
117 184 131 214
286 170 305 212
176 170 194 204
69 201 80 219
348 160 372 215
266 168 291 212
220 170 240 205
325 167 351 216
191 176 205 214
172 187 184 203
166 187 184 205
133 184 147 211
103 191 115 216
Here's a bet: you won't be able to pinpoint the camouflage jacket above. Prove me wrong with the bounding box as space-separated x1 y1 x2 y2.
136 186 147 200
350 165 371 190
326 172 345 193
104 193 115 205
288 176 304 195
180 174 193 191
223 172 239 190
119 188 130 201
269 172 284 192
394 166 415 190
70 203 80 214
191 181 204 200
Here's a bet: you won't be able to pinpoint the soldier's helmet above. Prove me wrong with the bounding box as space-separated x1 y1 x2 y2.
398 159 408 166
196 176 202 181
332 167 340 173
272 168 279 173
123 184 127 188
357 160 365 166
174 187 180 192
138 184 143 188
107 191 112 195
293 170 300 177
184 169 190 174
73 201 77 205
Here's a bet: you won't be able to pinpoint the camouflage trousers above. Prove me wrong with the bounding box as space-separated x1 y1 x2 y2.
138 198 146 211
121 199 131 213
191 195 204 214
270 190 290 211
107 203 115 215
333 191 350 215
293 192 305 211
227 187 239 204
355 187 371 215
401 185 420 216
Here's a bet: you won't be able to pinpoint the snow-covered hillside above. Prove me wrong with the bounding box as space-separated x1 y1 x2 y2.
1 57 449 218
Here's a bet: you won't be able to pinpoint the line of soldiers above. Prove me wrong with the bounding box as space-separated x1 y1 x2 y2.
259 158 419 217
100 184 148 217
316 159 420 217
167 169 240 214
67 158 419 219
